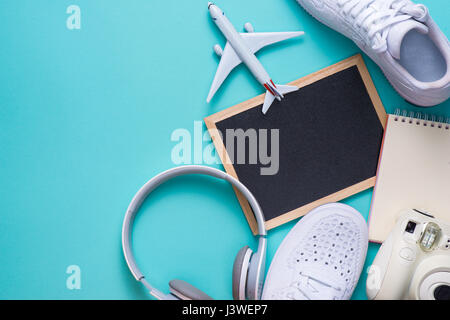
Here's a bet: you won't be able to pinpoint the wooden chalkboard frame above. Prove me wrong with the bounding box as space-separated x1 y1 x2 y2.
204 54 387 234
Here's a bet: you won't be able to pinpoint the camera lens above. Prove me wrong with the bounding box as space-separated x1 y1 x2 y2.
434 285 450 300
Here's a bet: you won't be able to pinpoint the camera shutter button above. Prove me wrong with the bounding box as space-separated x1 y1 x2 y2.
399 247 416 261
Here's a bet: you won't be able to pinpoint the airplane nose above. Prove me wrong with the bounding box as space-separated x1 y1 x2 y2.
208 3 220 17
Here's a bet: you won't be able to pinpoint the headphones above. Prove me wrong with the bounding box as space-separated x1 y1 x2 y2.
122 165 267 300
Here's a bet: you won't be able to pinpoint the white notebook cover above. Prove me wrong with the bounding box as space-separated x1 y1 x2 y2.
369 113 450 243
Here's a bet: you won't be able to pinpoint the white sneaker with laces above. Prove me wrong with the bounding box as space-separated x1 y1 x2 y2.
262 203 368 300
296 0 450 106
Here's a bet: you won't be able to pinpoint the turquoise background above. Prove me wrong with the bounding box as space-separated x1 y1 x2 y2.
0 0 449 300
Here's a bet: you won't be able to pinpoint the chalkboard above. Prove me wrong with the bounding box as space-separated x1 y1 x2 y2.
204 55 386 233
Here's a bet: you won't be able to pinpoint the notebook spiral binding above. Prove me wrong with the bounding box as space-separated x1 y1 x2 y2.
393 109 450 130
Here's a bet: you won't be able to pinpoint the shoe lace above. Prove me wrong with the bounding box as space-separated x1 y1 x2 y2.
337 0 427 52
292 271 343 300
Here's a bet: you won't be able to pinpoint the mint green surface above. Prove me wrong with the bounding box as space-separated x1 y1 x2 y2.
0 0 449 300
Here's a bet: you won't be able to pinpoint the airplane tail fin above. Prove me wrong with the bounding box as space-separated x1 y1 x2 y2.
261 85 299 114
276 84 298 95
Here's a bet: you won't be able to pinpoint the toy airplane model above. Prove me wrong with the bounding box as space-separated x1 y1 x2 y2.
207 2 304 114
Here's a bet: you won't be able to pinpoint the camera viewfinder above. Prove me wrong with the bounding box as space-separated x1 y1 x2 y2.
405 221 417 233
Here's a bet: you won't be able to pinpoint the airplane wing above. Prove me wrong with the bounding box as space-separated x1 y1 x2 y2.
240 31 304 54
206 42 242 103
207 31 304 103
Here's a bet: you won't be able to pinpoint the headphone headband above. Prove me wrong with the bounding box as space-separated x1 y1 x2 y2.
121 165 267 298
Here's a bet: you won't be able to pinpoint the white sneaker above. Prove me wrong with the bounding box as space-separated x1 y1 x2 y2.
262 203 368 300
296 0 450 106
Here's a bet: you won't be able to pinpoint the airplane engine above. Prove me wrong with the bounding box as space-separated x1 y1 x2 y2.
213 44 223 57
244 22 254 33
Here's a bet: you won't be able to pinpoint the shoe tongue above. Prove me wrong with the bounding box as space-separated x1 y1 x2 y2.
387 19 429 59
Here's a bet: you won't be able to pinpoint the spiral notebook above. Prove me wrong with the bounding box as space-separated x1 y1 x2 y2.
369 110 450 243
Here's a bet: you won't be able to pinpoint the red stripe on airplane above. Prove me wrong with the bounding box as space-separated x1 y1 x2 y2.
270 80 276 88
264 83 275 96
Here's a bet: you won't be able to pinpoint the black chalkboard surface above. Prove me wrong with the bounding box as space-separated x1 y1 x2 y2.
205 55 386 233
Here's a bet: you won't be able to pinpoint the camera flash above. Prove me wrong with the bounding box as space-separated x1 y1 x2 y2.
420 222 441 251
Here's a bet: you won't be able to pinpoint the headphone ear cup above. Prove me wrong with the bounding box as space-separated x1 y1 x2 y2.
246 248 265 300
232 246 253 300
169 279 213 300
